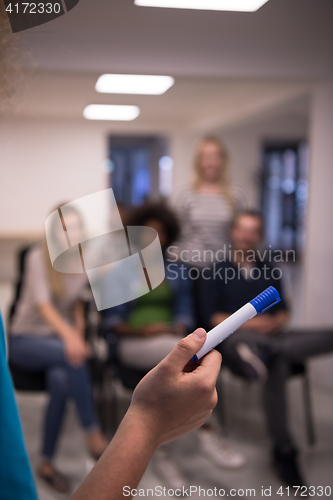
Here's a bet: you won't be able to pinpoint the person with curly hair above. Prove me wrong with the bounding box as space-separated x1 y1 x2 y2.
105 202 194 371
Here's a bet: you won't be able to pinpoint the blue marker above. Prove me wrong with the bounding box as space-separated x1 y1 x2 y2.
192 286 281 361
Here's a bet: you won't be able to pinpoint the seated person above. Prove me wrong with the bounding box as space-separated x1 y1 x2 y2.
202 210 333 489
104 203 245 488
9 205 107 494
106 203 194 371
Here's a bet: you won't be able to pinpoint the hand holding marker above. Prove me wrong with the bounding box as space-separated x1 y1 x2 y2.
192 286 281 361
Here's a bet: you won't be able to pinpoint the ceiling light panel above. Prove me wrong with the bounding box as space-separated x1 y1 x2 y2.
134 0 270 12
95 74 175 95
83 105 140 121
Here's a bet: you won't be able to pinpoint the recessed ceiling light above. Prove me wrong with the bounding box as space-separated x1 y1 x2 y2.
95 74 175 95
83 105 140 121
134 0 270 12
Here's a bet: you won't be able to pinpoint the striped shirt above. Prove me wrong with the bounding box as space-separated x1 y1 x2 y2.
172 186 243 267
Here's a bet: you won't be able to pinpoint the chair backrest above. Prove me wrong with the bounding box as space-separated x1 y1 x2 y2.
115 360 148 391
7 245 46 392
291 362 306 376
8 246 31 325
9 361 46 392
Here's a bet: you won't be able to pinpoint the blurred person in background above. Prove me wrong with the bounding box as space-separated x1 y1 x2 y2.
104 202 245 491
202 210 333 490
172 135 245 328
9 205 108 494
171 136 246 469
107 203 193 370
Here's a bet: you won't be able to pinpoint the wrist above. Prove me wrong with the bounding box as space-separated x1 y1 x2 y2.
75 326 85 338
62 326 79 341
120 407 161 452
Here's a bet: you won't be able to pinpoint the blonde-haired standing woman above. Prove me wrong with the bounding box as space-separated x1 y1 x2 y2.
9 206 107 494
173 136 239 274
172 136 246 469
173 136 246 323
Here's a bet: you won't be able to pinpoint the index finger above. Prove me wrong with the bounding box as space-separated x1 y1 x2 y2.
196 349 222 384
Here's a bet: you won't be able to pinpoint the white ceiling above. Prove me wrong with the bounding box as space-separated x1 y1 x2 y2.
10 70 311 130
19 0 333 78
12 0 329 130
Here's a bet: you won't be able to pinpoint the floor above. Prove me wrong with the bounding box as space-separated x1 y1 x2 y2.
16 368 333 500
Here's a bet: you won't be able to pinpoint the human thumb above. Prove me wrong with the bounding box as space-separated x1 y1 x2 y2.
164 328 207 371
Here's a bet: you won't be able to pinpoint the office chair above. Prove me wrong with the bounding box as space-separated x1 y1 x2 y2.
8 246 47 392
290 362 315 446
7 247 113 407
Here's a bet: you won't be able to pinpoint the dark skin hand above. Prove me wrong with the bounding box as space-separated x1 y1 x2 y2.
70 329 221 500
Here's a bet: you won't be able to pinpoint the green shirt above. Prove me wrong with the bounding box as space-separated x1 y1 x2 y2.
128 281 173 328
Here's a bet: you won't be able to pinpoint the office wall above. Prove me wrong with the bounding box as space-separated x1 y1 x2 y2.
0 110 308 237
303 82 333 327
302 82 333 390
0 118 107 236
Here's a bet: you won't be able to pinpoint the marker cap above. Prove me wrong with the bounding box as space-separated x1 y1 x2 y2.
249 286 281 315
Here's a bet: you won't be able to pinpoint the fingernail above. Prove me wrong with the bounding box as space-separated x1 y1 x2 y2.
192 328 206 340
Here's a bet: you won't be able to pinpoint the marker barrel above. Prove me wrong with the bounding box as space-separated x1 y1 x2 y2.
194 303 257 360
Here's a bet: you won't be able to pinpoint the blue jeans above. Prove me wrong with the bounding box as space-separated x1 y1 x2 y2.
10 335 99 461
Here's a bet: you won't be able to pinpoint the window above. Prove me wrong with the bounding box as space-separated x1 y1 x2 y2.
261 141 309 256
108 136 171 206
